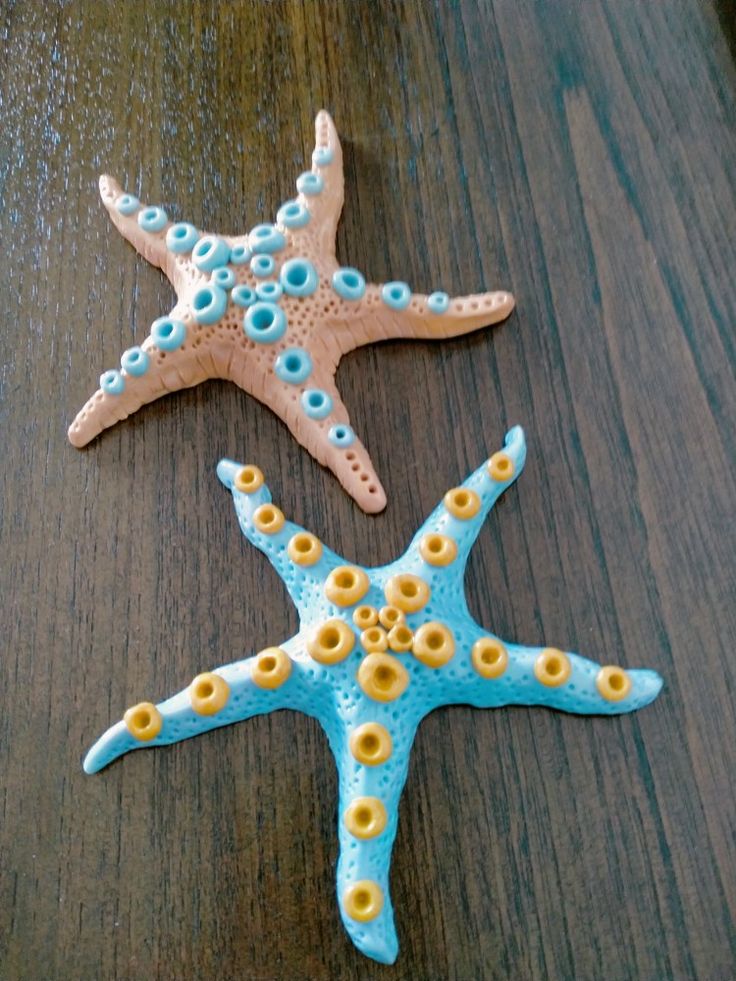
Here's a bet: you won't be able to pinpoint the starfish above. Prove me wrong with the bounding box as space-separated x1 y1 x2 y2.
68 110 514 512
83 425 663 964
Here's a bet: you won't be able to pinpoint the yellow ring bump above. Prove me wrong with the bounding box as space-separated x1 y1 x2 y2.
471 637 509 679
353 605 379 629
443 487 481 520
383 573 430 613
124 702 162 741
287 531 323 566
344 797 388 840
325 565 370 607
234 464 264 493
388 623 414 653
358 652 409 702
343 880 384 922
378 605 404 629
349 722 393 765
361 626 389 653
412 622 455 668
307 619 355 664
596 665 632 702
534 648 571 687
252 503 285 535
251 647 292 689
189 672 230 715
487 451 515 482
419 532 458 566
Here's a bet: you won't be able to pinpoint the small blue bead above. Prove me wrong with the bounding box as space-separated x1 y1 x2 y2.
328 424 356 448
381 281 411 310
151 316 187 349
332 267 366 302
274 347 313 385
211 266 236 290
301 389 333 419
243 302 287 344
312 146 334 166
120 346 150 377
427 291 450 314
116 194 139 216
280 258 319 297
137 206 168 233
192 284 228 324
256 280 284 302
231 285 257 308
100 369 125 395
192 235 230 271
229 242 252 265
247 224 286 254
250 254 275 278
296 171 324 196
277 200 311 229
166 222 199 254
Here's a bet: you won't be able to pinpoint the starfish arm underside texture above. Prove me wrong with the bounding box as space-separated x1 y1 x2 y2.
84 426 663 964
68 111 514 512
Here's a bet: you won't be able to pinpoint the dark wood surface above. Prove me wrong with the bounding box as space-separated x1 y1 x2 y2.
2 2 735 978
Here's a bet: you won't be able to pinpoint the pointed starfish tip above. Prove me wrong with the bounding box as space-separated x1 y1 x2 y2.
216 458 242 490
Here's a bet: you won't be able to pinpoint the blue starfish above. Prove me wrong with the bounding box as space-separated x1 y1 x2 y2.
84 426 663 964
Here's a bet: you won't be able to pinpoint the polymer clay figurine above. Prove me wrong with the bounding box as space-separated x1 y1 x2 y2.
68 111 514 512
84 426 663 964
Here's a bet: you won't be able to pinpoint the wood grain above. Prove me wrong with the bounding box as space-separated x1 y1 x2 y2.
1 1 734 978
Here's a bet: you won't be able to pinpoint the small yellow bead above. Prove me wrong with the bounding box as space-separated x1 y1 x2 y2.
596 665 632 702
471 637 508 679
234 465 264 493
123 702 162 742
343 880 384 922
251 647 292 689
378 605 405 629
419 533 458 567
534 648 571 687
412 622 455 668
252 503 285 535
358 652 409 702
287 531 322 566
344 797 388 840
307 619 355 664
353 605 379 629
383 573 430 613
387 623 414 653
361 625 389 653
349 722 393 766
443 487 481 520
189 672 230 716
487 451 515 482
324 565 370 607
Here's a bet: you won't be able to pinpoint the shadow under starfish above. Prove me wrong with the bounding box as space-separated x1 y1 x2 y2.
84 426 663 964
68 110 514 512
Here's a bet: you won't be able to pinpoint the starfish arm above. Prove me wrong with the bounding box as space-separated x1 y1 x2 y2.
83 639 320 774
288 110 344 255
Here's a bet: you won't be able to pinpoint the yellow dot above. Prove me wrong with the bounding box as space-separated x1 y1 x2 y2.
358 652 409 702
419 533 458 566
349 722 393 766
361 625 389 653
325 565 370 607
123 702 162 742
378 605 404 629
252 503 285 535
443 487 481 520
306 619 355 664
387 623 414 653
534 648 571 687
251 647 292 689
471 637 508 679
383 573 430 613
353 605 379 629
287 531 322 566
343 880 384 922
344 797 388 839
189 672 230 715
234 465 264 493
487 451 515 482
412 622 455 668
596 665 632 702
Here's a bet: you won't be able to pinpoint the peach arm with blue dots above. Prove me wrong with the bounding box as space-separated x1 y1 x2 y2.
83 426 663 964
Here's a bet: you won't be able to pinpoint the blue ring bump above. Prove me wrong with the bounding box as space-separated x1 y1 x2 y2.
312 146 334 166
121 346 150 377
151 316 187 350
243 302 287 344
166 222 199 254
100 369 125 395
137 206 168 233
247 224 286 254
256 281 283 302
211 267 236 291
192 235 230 272
250 254 275 278
332 267 366 301
277 200 310 229
229 242 252 265
280 258 319 297
427 291 450 314
116 194 139 216
274 347 313 385
381 281 411 310
296 172 324 196
192 284 228 325
231 285 257 308
300 388 333 419
328 424 356 447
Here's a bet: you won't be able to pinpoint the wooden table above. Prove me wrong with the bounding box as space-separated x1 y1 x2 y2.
2 2 734 978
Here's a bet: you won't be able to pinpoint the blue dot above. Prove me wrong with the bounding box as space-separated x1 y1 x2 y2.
277 200 310 229
381 281 411 310
229 242 252 265
211 267 236 290
296 171 324 196
312 146 334 166
250 254 275 278
231 285 256 308
280 258 319 297
192 235 230 271
116 194 139 216
100 369 125 395
243 302 287 344
256 281 284 302
247 224 286 254
301 388 333 419
137 206 168 233
192 284 228 325
332 267 366 301
121 346 150 377
151 317 187 349
274 347 313 385
166 222 199 254
427 291 450 314
328 424 356 447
